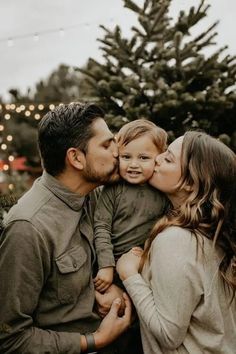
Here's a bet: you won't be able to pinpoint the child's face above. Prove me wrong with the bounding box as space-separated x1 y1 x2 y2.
119 135 160 184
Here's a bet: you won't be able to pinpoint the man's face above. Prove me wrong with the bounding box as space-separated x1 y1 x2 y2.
82 118 119 184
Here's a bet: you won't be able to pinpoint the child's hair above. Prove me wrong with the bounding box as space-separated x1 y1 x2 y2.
116 119 167 153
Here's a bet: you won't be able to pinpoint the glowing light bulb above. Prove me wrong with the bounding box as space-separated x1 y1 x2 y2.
1 144 7 150
34 113 41 120
7 135 13 142
4 114 11 120
8 155 15 162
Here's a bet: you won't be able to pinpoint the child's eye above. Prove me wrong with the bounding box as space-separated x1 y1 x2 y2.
164 157 171 163
120 155 130 160
140 156 150 160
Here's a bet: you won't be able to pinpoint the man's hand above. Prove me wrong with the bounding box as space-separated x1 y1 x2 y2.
95 284 125 318
93 293 132 350
94 267 114 293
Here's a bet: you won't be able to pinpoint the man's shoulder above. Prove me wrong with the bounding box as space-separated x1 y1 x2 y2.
4 180 52 225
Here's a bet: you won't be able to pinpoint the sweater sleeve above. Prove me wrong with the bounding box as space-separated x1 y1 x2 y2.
0 221 81 354
123 227 203 351
94 186 117 268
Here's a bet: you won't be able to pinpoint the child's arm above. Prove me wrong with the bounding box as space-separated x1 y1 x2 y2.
94 185 117 290
94 266 114 292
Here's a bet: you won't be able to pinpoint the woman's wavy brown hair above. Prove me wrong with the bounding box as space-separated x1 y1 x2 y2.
141 131 236 292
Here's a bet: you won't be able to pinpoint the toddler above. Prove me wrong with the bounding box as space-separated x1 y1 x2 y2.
94 119 168 292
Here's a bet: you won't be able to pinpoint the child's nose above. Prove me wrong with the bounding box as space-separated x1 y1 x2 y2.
130 159 139 167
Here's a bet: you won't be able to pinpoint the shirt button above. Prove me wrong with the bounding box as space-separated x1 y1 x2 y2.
73 262 77 268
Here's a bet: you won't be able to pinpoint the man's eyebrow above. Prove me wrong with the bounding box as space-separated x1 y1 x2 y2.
102 136 115 144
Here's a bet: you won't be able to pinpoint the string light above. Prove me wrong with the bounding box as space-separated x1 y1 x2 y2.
0 21 100 46
7 38 13 47
33 33 39 42
6 135 13 142
8 155 15 162
34 113 41 120
1 144 7 150
25 110 31 117
4 114 11 120
59 28 65 38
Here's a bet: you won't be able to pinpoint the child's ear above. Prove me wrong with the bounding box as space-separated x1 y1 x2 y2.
66 148 85 170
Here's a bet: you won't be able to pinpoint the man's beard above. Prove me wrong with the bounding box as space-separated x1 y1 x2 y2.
83 162 120 185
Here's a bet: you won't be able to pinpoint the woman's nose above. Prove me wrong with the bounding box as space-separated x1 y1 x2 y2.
155 155 162 166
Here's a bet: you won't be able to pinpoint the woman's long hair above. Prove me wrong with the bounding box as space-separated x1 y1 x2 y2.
142 132 236 291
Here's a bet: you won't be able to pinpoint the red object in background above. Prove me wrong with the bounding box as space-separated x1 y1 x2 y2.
0 157 28 171
10 157 28 170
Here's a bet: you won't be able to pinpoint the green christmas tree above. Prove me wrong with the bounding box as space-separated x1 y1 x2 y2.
79 0 236 141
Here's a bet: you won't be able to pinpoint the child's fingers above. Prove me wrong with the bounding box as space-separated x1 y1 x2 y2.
94 278 103 287
95 282 109 293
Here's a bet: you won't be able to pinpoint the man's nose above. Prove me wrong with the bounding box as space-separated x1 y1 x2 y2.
112 142 118 158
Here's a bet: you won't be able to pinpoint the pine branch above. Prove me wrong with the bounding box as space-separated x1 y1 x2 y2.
193 21 219 45
124 0 142 14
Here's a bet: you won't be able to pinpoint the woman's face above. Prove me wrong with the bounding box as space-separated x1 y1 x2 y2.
149 136 183 201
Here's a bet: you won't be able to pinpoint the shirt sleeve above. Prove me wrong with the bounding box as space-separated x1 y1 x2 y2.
94 186 117 268
123 227 204 350
0 221 81 354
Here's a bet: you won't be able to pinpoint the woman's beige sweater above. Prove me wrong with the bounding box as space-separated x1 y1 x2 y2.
123 226 236 354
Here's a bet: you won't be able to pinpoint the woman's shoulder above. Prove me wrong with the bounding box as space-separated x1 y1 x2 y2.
151 226 198 255
155 226 192 241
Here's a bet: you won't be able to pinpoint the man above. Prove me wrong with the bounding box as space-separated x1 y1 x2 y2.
0 102 131 353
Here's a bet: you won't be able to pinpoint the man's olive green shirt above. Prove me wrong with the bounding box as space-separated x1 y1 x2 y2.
0 172 100 353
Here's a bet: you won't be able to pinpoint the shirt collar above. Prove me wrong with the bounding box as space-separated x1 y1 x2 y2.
39 171 86 211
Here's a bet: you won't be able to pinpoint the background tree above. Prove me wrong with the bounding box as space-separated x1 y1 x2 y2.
79 0 236 142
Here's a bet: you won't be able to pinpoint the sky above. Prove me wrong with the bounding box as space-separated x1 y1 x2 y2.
0 0 235 101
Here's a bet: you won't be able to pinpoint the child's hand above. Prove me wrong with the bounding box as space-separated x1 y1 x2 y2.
94 267 114 293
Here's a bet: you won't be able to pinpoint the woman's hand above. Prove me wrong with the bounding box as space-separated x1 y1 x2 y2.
93 293 132 349
116 247 143 281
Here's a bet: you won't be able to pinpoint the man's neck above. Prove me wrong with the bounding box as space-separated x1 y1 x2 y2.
56 172 99 196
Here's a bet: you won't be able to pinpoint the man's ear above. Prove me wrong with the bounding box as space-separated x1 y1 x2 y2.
66 148 85 170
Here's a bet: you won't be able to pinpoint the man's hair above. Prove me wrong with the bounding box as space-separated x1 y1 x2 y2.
38 102 104 176
116 119 167 153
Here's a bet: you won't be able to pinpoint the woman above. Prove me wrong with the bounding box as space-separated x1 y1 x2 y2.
117 131 236 354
